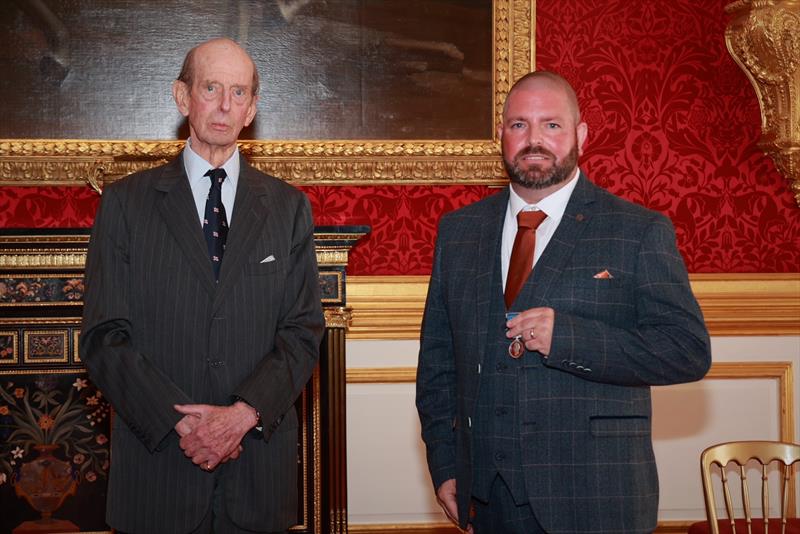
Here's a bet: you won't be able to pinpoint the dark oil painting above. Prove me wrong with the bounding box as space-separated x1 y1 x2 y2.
0 0 493 141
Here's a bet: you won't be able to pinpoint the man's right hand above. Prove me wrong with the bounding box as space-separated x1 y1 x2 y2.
436 479 473 533
174 413 241 468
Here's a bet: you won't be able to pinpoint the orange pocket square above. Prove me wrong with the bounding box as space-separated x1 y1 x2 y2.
593 269 613 279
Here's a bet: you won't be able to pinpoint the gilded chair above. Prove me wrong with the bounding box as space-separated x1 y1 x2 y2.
688 440 800 534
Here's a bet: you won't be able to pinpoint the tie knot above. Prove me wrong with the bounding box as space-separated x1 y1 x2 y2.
205 168 227 187
517 210 547 230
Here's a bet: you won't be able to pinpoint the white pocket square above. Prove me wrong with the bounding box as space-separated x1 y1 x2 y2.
260 255 276 264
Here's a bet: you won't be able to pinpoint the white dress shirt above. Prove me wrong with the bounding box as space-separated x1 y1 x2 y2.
183 138 240 226
501 167 581 290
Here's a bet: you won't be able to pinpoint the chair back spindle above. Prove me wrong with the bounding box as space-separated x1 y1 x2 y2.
696 441 800 534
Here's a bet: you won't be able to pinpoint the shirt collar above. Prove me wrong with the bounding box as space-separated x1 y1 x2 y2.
508 166 581 221
183 138 241 190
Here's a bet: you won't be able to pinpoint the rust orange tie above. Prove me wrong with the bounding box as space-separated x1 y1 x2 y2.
505 210 548 309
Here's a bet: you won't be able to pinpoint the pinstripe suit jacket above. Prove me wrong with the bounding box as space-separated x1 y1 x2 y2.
416 174 711 533
80 154 324 533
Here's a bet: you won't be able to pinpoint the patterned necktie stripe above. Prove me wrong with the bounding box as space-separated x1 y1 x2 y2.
202 168 228 281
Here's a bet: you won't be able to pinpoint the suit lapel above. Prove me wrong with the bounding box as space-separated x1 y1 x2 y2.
529 173 597 303
476 189 508 362
212 161 271 311
155 156 217 297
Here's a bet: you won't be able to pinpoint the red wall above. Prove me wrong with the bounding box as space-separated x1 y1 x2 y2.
2 0 798 274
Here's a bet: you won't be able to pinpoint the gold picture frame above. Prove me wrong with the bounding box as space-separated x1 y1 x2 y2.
0 0 534 190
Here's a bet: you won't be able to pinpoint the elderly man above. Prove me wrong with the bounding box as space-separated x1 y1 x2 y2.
81 38 324 534
416 71 711 534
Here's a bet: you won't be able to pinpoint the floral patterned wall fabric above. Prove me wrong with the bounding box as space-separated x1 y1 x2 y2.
1 0 798 274
536 0 800 273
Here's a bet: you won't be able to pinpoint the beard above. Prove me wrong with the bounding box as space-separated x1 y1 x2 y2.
503 140 579 190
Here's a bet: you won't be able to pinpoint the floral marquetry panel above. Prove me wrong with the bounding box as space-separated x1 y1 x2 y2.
23 330 69 364
0 332 18 365
0 372 112 532
1 276 84 306
1 322 82 374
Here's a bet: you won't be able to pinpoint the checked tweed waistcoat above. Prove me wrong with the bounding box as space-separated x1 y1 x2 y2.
472 256 529 504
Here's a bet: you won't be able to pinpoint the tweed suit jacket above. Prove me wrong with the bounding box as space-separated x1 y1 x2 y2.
80 154 324 533
416 174 711 534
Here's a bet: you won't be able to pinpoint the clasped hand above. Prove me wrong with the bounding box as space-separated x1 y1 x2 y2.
173 402 258 471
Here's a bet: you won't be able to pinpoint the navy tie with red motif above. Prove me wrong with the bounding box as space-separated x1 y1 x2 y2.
203 168 228 281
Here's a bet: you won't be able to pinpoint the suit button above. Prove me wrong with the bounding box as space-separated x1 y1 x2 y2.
209 359 224 368
583 367 592 373
494 452 506 461
561 360 569 367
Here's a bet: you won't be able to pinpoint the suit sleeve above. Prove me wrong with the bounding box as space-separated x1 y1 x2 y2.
416 223 457 490
80 185 193 453
546 214 711 386
232 194 324 441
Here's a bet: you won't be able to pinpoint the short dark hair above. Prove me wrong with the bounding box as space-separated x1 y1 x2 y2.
177 38 260 96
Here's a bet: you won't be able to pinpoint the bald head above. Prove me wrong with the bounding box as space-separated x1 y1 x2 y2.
498 69 588 203
504 71 581 123
172 37 260 167
177 38 259 96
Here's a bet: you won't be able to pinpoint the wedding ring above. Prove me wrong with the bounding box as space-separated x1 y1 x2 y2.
205 463 211 471
529 329 535 340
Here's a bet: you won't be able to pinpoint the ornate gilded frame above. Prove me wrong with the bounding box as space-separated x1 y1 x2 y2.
0 0 535 190
725 0 800 208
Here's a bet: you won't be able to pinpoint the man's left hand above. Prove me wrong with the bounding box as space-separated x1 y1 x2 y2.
506 306 555 356
174 402 259 470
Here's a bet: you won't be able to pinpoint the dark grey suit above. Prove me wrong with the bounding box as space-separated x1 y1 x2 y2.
416 174 711 533
80 154 324 533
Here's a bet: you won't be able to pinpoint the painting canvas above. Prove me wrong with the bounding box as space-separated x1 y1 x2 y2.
0 0 492 141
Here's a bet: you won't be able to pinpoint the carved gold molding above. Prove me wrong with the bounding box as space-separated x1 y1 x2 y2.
0 0 536 188
347 367 417 383
0 230 365 271
345 274 800 339
705 361 795 446
324 307 353 330
725 0 800 207
0 250 86 269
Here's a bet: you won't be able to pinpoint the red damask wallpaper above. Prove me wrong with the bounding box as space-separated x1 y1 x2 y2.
1 0 799 274
536 0 800 273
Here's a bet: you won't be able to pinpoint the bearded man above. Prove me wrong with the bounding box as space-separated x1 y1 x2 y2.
416 71 710 534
